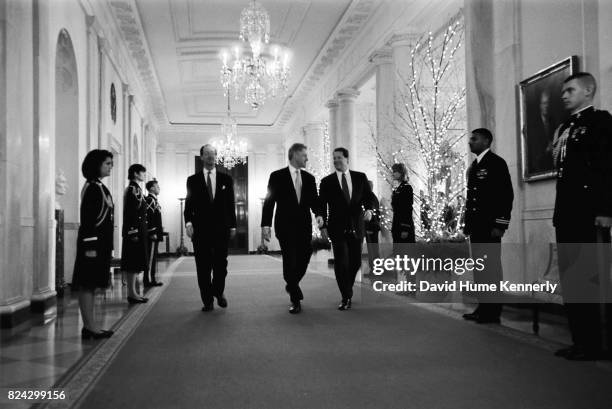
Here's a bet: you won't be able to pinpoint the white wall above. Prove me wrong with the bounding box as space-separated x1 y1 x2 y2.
465 0 612 285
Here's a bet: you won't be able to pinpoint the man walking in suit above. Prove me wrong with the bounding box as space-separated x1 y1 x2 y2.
144 179 163 288
552 72 612 360
261 143 323 314
184 144 237 311
462 128 514 324
319 147 374 310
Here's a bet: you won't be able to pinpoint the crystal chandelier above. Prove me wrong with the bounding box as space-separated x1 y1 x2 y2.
212 91 248 169
220 0 290 110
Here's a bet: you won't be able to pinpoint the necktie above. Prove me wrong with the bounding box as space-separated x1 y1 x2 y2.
207 171 213 200
295 169 302 203
341 173 350 203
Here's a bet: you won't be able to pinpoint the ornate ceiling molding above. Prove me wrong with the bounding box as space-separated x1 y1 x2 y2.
275 0 378 128
106 0 377 130
107 0 168 124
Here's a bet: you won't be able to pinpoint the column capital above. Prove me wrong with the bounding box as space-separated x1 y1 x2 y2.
336 88 360 102
385 32 420 49
325 99 339 109
303 121 326 134
369 46 393 66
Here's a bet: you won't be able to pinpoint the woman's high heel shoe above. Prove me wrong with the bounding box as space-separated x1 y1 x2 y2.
81 328 113 340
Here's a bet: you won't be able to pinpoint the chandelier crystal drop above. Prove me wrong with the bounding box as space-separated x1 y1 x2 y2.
212 92 248 169
220 0 290 110
239 0 270 58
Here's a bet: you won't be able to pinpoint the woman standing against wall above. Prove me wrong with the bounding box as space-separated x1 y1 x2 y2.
73 150 115 340
121 164 149 304
391 163 415 243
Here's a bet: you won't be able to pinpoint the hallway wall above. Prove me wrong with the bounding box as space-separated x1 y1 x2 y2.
0 0 159 325
465 0 612 285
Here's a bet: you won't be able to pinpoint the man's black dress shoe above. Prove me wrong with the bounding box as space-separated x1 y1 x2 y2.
152 282 163 287
475 316 500 324
217 296 228 308
81 328 114 340
338 299 351 311
202 304 214 312
289 302 301 314
462 312 479 321
127 297 147 304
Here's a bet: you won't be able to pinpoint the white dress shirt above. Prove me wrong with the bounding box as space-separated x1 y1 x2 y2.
335 169 352 198
204 167 216 199
476 148 490 164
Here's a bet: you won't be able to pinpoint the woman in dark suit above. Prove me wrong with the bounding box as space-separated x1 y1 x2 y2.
391 163 415 243
121 164 149 304
73 150 115 340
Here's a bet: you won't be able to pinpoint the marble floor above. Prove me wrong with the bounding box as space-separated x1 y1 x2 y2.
0 260 174 395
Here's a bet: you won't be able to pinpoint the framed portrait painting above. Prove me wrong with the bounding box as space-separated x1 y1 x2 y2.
519 56 578 182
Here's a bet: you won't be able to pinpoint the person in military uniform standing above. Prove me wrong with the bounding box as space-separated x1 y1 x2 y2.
73 150 115 339
462 128 513 324
391 163 415 243
144 179 164 288
364 180 381 274
552 72 612 361
121 164 149 304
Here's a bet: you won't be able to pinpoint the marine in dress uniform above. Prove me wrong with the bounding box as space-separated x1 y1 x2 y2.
463 128 514 324
144 183 163 287
552 73 612 360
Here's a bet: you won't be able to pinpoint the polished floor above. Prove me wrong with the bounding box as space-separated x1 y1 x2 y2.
1 254 610 409
0 261 174 402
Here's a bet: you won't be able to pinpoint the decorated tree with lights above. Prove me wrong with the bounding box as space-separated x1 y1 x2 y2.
306 122 332 244
381 17 467 241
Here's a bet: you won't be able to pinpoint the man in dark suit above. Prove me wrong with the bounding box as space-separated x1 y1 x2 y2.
261 143 323 314
462 128 514 324
319 147 374 310
184 144 237 311
552 72 612 360
144 179 163 288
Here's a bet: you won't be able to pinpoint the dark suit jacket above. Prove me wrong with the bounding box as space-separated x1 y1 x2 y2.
463 150 514 236
319 170 374 241
553 107 612 228
184 170 237 241
261 167 320 240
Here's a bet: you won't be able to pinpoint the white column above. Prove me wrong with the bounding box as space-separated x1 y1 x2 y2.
85 15 101 151
336 88 360 168
325 99 339 153
32 0 56 311
303 122 325 160
464 0 495 133
0 0 36 323
369 46 395 198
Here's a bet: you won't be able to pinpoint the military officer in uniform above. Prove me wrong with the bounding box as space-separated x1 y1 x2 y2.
391 163 415 243
144 179 164 288
462 128 514 324
552 72 612 360
121 163 149 304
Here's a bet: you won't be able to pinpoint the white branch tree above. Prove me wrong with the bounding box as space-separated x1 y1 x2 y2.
377 16 468 242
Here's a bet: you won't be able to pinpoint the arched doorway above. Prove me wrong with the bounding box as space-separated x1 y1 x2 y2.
54 29 79 286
